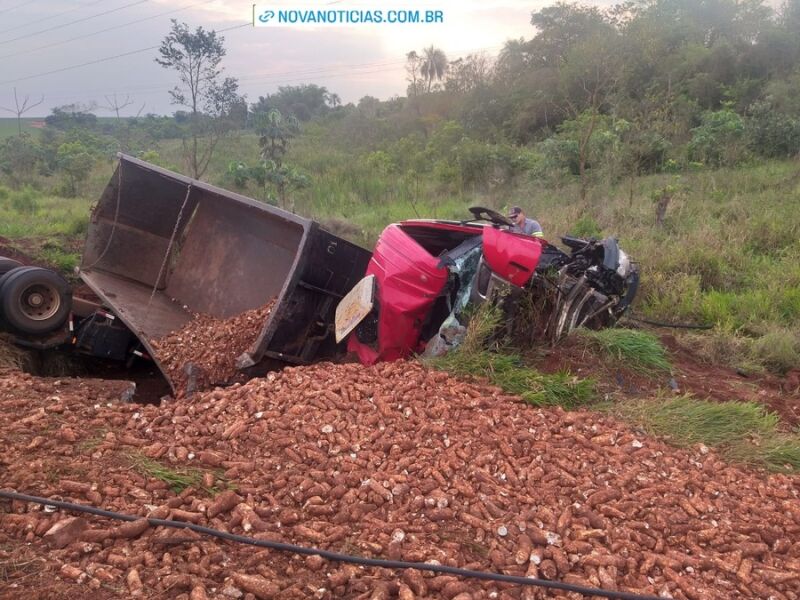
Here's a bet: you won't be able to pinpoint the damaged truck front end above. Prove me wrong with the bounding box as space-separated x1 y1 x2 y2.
341 208 639 364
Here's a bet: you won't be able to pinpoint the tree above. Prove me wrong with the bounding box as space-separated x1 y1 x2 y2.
45 104 98 130
101 93 134 120
253 109 308 209
0 134 40 187
251 84 331 121
421 46 448 92
56 141 94 196
155 19 241 179
0 88 44 136
406 51 424 97
445 53 492 93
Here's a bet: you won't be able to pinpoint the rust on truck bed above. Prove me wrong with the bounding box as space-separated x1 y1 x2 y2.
79 154 371 393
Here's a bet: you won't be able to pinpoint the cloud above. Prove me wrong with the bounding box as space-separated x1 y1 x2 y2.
0 0 581 115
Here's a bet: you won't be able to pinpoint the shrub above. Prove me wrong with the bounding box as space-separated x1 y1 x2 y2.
570 214 602 238
688 109 747 167
750 328 800 374
580 329 672 374
9 186 39 213
746 101 800 158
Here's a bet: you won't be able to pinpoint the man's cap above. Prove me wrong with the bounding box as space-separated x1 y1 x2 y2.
508 206 522 218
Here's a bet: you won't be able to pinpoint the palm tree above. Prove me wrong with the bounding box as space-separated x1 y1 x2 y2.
421 45 448 93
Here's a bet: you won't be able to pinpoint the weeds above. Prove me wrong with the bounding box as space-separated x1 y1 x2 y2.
427 304 596 408
128 454 211 494
608 396 800 471
579 328 672 374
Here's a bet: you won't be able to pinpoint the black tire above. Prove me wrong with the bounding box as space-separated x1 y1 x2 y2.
1 267 72 334
0 257 23 276
0 266 35 330
0 266 35 304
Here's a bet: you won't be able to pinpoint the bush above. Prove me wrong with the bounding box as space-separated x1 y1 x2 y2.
688 109 747 167
750 328 800 374
0 134 40 187
570 214 602 238
746 101 800 158
9 185 39 213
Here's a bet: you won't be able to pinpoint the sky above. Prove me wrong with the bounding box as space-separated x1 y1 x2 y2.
0 0 785 117
0 0 548 117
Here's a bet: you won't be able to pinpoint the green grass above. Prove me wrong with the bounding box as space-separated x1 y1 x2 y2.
129 454 210 494
609 396 800 471
427 304 596 408
3 123 800 373
0 184 92 239
0 118 42 139
432 349 596 408
579 328 672 374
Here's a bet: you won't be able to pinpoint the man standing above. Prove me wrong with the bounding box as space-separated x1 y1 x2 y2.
508 206 543 237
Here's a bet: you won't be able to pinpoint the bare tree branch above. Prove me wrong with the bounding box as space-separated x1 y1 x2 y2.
101 93 135 120
0 88 45 135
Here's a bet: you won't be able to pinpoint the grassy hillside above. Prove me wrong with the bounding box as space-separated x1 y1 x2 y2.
0 128 797 374
150 135 800 374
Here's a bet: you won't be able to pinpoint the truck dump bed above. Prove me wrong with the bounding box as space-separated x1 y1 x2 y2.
80 154 370 392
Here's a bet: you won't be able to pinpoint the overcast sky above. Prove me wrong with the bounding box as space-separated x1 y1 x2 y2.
0 0 551 117
0 0 785 117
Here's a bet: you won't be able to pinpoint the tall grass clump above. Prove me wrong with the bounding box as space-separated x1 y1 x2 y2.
579 328 672 374
427 304 596 408
129 454 209 494
610 396 800 471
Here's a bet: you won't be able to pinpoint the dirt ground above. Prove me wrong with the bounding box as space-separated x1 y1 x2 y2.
1 360 798 600
532 333 800 428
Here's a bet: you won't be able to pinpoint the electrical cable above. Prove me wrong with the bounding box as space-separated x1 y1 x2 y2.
0 0 151 46
0 490 664 600
19 43 502 106
0 0 35 16
622 312 713 330
0 0 105 35
0 0 216 60
0 22 251 86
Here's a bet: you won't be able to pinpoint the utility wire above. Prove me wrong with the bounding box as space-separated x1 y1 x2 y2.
0 0 105 36
0 0 151 46
25 44 502 103
623 313 713 330
0 22 251 86
0 0 35 16
0 490 664 600
0 0 215 60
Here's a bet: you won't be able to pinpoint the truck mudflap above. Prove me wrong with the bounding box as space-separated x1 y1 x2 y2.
79 154 370 393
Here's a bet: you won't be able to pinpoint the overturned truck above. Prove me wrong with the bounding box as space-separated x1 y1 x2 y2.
0 156 638 395
0 155 370 394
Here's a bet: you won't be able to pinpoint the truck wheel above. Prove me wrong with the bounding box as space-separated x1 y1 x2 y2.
0 266 34 297
1 267 72 334
0 257 23 276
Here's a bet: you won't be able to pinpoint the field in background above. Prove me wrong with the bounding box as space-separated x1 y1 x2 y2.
0 117 44 138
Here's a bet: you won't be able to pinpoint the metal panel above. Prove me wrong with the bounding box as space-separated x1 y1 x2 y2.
80 154 371 391
165 189 304 318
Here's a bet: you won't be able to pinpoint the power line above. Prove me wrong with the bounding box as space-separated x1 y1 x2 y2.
0 0 216 60
0 22 251 86
37 45 503 103
0 0 35 16
0 0 151 46
0 0 105 36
